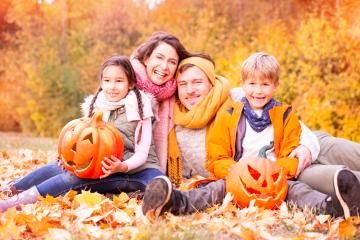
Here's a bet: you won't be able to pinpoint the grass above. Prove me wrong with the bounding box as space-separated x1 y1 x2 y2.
0 131 57 152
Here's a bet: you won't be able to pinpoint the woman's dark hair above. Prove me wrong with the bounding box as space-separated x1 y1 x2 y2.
88 56 144 126
135 31 191 64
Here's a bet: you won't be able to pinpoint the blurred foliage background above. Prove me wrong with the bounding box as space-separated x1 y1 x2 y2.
0 0 359 141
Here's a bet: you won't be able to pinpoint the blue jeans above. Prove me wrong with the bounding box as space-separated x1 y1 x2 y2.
13 160 164 197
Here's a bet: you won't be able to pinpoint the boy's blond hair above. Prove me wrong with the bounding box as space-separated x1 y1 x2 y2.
241 52 280 85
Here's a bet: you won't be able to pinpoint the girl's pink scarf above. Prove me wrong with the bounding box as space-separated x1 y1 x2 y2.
130 56 176 173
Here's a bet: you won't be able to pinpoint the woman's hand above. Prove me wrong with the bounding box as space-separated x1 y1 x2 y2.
100 155 128 179
289 145 312 178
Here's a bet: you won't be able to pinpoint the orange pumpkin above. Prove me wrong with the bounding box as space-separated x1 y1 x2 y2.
58 111 124 179
226 143 288 209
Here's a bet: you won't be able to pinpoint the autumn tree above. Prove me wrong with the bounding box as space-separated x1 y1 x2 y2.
2 0 147 136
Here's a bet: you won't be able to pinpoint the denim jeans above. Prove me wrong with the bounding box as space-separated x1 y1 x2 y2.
13 160 164 197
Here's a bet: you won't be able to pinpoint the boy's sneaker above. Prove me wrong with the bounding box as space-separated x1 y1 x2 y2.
142 176 173 217
326 168 360 219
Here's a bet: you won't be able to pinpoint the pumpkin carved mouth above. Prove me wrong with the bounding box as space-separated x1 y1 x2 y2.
58 112 124 179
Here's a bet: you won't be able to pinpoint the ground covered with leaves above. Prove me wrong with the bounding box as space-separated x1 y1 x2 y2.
0 147 359 239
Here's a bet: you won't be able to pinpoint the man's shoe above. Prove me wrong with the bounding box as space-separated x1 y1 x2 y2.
326 168 360 219
142 176 173 217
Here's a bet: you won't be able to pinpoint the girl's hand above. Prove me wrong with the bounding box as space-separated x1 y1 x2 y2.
57 159 67 171
100 155 128 179
289 145 312 178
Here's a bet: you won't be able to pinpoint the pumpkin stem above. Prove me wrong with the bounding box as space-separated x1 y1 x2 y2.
258 141 274 158
91 111 103 124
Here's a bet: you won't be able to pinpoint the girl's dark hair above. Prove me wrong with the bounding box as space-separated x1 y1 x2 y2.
135 31 191 64
88 56 144 126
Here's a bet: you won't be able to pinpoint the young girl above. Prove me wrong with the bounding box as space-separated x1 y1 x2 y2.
0 56 163 212
0 31 191 206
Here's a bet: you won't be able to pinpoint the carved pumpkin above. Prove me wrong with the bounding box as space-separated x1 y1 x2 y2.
58 111 124 179
226 142 288 209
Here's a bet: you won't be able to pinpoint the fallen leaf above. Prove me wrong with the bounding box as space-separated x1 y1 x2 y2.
210 192 233 216
339 217 359 239
84 209 113 224
145 209 156 223
74 190 105 208
45 228 72 240
113 192 130 208
0 208 23 239
28 217 54 236
64 189 78 201
279 202 289 217
316 214 330 224
112 210 132 224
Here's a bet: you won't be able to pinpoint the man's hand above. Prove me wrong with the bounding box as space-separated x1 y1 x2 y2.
100 155 128 179
289 145 312 178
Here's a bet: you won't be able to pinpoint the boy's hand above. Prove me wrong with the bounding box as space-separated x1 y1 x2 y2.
289 145 312 178
100 155 128 179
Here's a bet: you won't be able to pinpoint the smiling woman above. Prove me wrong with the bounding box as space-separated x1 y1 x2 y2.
143 42 179 85
130 32 192 173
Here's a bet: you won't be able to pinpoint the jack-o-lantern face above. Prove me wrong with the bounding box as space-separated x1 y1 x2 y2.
58 111 124 179
226 156 288 209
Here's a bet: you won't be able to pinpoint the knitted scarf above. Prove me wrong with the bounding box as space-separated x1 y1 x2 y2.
81 90 153 121
241 97 279 132
130 54 177 173
130 57 177 101
174 75 230 129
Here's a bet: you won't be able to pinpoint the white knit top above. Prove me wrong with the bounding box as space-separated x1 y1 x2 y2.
175 125 210 178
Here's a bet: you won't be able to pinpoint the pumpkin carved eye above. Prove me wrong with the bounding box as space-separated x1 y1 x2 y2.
272 173 279 182
83 133 93 144
248 165 260 180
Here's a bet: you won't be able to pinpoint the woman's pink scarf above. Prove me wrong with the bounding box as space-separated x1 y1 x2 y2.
130 56 176 173
130 57 177 101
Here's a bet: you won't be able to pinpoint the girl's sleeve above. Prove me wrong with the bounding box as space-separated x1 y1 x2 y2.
124 117 152 171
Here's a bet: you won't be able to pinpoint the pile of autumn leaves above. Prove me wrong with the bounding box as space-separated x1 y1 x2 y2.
0 150 359 239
